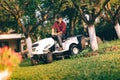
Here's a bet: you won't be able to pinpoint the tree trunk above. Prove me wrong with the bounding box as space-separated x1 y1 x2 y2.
25 36 33 57
70 20 75 36
17 18 33 57
88 24 98 51
17 18 26 33
70 18 76 36
114 22 120 39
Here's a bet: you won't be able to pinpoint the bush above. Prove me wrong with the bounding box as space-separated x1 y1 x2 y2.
96 22 118 41
0 46 22 71
70 47 92 59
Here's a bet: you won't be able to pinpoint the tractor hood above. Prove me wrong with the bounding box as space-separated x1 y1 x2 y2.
32 37 55 54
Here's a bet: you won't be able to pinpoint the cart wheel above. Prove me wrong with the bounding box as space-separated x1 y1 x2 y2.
46 53 53 63
69 44 80 55
31 56 39 66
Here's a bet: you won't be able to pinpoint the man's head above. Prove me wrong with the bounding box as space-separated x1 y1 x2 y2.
56 14 63 23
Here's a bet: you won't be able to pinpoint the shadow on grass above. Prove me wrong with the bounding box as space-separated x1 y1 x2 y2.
19 58 32 67
19 58 51 67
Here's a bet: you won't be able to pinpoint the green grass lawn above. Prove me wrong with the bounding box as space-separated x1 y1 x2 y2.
10 40 120 80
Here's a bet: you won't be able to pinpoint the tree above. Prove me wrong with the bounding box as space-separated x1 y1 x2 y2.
71 0 110 51
0 5 18 32
0 0 49 57
102 0 120 39
60 1 79 36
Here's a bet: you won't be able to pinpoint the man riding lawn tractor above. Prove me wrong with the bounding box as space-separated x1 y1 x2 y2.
31 14 90 65
52 14 66 51
31 34 89 65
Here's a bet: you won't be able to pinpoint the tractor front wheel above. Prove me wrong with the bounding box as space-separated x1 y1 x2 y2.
69 44 80 55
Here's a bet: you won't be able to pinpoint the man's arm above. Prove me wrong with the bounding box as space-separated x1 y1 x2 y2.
52 28 57 35
52 22 58 35
57 31 62 35
52 28 62 35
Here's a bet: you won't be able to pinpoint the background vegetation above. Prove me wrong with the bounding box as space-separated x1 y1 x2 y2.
0 0 119 42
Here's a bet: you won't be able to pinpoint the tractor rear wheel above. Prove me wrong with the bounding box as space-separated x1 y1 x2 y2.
31 56 39 66
46 53 53 63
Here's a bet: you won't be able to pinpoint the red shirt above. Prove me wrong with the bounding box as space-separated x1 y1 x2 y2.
52 21 66 34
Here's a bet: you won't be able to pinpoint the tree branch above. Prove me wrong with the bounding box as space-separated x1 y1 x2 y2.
71 0 88 23
102 0 110 8
95 0 110 18
3 0 17 16
95 9 102 18
101 11 113 23
113 6 120 20
10 0 21 18
0 3 16 18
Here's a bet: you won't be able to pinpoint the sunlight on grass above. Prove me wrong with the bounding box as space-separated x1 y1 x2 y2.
10 40 120 80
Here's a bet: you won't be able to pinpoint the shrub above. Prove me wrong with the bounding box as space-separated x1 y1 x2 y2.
0 46 22 71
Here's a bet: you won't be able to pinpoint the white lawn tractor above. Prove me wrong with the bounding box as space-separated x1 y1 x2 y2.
31 35 88 65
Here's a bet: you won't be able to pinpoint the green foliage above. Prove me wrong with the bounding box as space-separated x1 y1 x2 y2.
78 47 92 56
71 20 118 41
70 47 92 59
0 2 17 32
103 0 120 25
19 58 31 67
31 22 52 42
96 22 118 40
83 0 104 9
109 0 120 5
72 0 107 12
0 0 119 41
0 0 39 33
39 23 52 39
18 0 39 25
